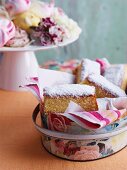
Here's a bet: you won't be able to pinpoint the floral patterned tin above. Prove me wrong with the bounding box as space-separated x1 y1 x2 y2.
33 105 127 161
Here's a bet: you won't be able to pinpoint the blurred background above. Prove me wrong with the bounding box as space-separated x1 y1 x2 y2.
36 0 127 64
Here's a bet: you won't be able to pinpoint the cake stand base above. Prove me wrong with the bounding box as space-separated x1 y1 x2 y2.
0 51 39 91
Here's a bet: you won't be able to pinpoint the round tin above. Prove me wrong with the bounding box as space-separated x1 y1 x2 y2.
32 105 127 161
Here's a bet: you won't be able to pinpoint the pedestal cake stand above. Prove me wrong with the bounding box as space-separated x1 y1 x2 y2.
0 37 78 91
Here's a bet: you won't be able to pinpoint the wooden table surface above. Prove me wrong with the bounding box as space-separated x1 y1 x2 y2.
0 90 127 170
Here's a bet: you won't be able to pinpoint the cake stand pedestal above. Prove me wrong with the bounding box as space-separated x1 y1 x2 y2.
0 51 38 91
0 37 78 91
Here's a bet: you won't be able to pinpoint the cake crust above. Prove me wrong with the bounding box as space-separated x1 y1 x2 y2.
82 74 126 98
76 59 100 83
44 95 98 114
43 84 98 113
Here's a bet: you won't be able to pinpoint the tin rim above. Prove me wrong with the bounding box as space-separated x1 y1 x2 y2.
32 104 127 140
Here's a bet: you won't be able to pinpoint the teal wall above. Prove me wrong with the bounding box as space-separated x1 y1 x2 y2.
36 0 127 64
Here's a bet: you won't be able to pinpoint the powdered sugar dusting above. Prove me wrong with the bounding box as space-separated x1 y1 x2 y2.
104 65 124 87
44 84 95 97
87 74 126 97
80 59 100 81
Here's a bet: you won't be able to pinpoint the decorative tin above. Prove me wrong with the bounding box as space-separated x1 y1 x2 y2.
32 105 127 161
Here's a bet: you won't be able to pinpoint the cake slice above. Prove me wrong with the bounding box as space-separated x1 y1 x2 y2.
103 64 127 91
43 84 98 114
76 59 101 83
82 74 126 98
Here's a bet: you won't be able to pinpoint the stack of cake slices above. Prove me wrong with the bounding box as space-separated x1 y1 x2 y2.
42 58 127 115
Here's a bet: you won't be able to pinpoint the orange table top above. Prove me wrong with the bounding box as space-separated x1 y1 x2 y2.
0 90 127 170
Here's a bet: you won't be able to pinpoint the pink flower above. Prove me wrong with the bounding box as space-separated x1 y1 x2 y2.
54 139 65 153
47 113 71 132
64 141 80 156
50 139 65 155
73 145 101 161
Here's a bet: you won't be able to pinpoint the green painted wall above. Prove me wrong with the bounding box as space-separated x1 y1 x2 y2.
36 0 127 64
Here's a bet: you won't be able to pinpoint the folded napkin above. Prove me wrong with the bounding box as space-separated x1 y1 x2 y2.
63 101 127 130
23 83 127 130
23 68 74 100
38 68 74 96
22 70 127 130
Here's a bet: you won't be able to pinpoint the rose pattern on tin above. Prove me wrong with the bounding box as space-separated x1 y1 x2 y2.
43 131 127 161
47 113 72 132
72 145 101 160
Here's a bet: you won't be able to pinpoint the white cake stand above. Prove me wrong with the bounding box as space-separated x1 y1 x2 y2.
0 37 78 91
